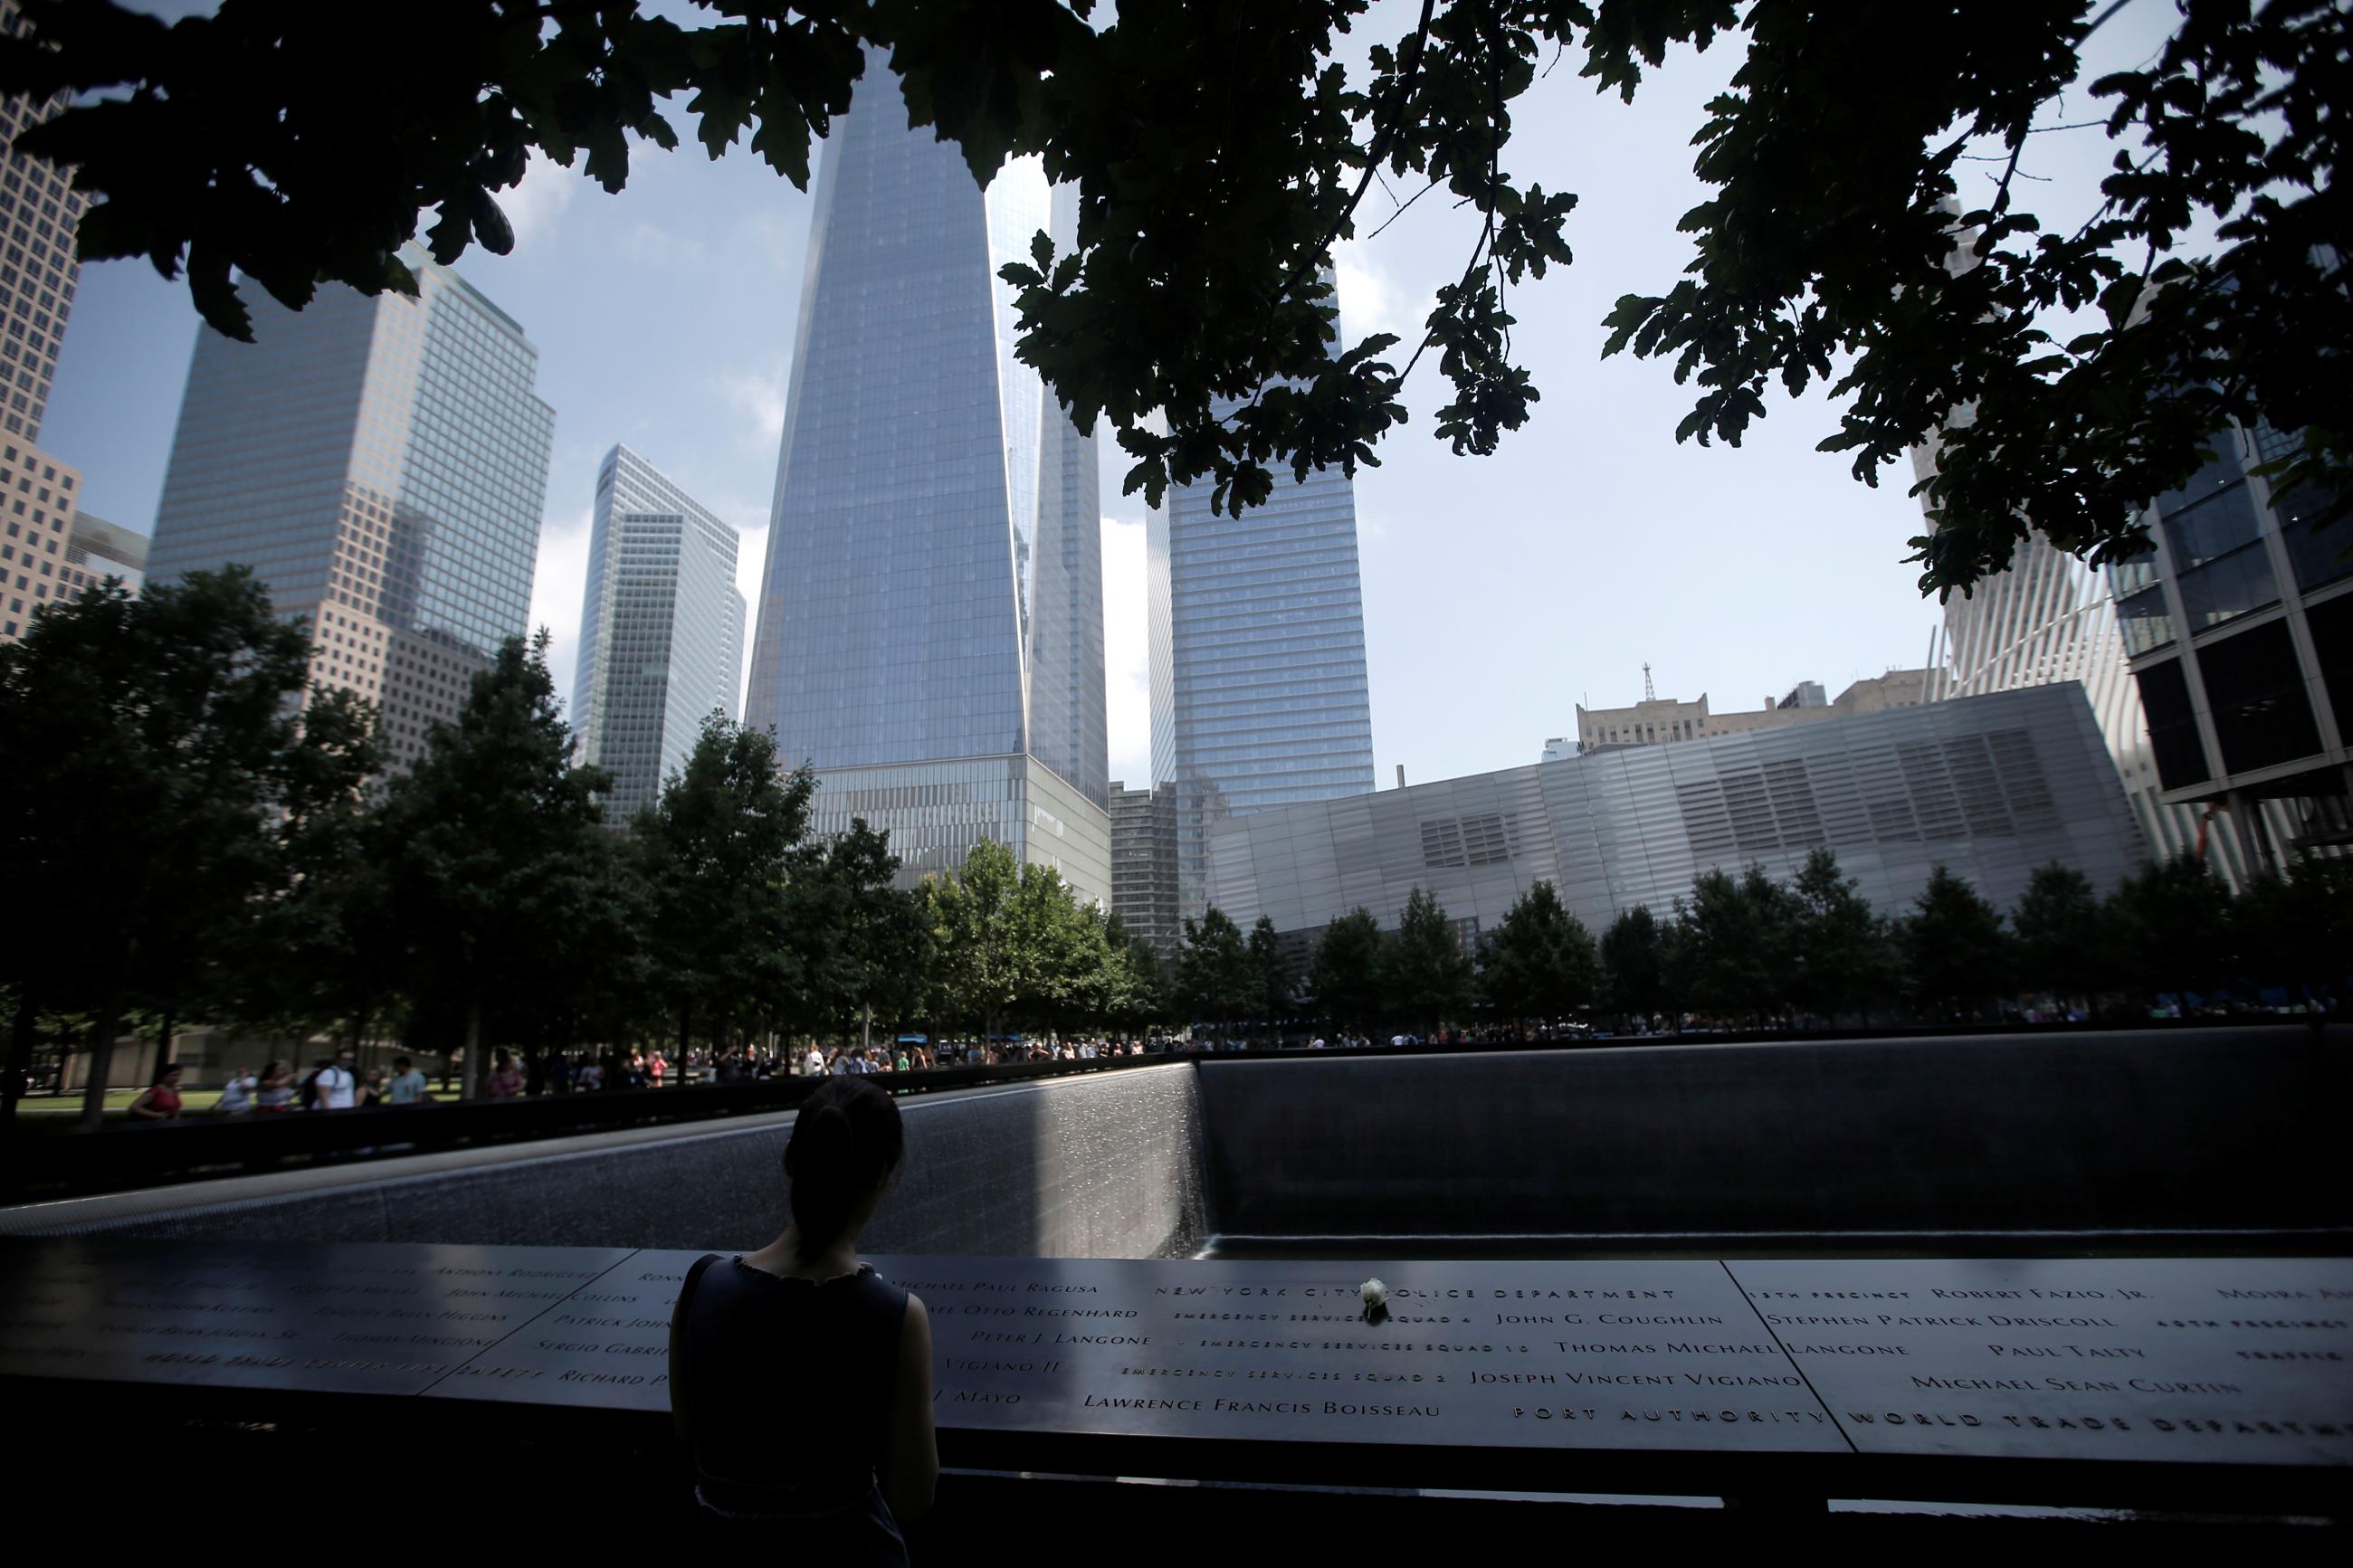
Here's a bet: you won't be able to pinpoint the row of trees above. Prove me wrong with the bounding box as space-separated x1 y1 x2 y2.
8 572 2343 1134
1176 847 2353 1037
0 572 1167 1131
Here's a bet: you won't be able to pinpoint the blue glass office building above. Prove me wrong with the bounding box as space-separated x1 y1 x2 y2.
575 444 744 819
149 248 556 770
746 62 1110 901
1150 378 1378 924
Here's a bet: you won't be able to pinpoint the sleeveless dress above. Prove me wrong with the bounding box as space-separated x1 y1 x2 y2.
672 1256 911 1557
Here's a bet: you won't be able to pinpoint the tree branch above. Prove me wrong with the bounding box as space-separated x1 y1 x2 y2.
1280 0 1438 303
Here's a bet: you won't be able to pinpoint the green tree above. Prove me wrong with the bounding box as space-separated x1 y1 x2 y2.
2234 855 2353 1023
1477 879 1599 1033
0 569 376 1129
1245 916 1296 1041
1599 904 1670 1026
635 716 812 1059
1382 887 1473 1035
1111 935 1169 1033
1788 848 1892 1024
921 837 1029 1049
377 632 610 1098
1008 860 1100 1037
2010 861 2110 1011
1308 908 1386 1038
1900 866 2013 1022
1176 906 1252 1038
786 816 917 1048
220 687 395 1051
2105 850 2235 1008
11 3 2342 594
1676 866 1795 1024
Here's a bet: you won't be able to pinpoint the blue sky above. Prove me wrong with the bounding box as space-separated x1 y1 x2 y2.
40 1 2186 790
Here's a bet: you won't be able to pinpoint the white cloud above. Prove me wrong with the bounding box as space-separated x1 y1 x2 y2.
731 521 770 716
1100 513 1151 787
528 505 595 722
722 361 790 450
1334 239 1418 347
498 152 586 253
624 218 708 269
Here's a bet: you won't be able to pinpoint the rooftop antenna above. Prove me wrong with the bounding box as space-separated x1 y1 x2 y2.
1643 662 1655 703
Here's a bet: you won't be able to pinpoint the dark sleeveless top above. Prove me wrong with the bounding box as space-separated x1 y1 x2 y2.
672 1256 910 1534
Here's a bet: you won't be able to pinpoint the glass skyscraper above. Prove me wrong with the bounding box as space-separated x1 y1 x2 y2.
574 444 744 819
746 60 1110 902
1150 371 1378 925
149 246 556 769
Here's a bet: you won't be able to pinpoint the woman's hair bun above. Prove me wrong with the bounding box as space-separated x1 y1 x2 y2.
782 1077 907 1261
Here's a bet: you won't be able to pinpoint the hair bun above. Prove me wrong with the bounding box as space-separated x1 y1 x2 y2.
781 1078 908 1262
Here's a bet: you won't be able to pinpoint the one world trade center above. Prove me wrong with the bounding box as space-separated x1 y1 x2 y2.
745 62 1110 903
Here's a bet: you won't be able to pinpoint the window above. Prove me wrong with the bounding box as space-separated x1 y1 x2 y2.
2117 584 2175 655
2303 593 2353 745
2276 480 2353 593
2176 544 2277 634
2133 659 2209 792
2196 620 2320 775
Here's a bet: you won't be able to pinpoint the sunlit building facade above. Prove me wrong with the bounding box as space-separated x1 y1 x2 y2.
148 248 556 770
0 0 81 445
574 444 743 819
1150 347 1377 926
1208 685 2142 944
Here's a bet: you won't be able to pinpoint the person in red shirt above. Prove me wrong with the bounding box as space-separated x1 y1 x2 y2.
127 1063 184 1123
488 1049 524 1098
650 1051 667 1088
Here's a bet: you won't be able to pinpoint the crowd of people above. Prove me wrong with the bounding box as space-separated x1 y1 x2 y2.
127 1049 436 1120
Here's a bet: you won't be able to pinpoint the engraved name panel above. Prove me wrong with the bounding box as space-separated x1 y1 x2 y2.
1725 1257 2353 1466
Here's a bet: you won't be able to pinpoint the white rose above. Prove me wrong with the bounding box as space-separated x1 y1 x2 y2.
1360 1278 1388 1308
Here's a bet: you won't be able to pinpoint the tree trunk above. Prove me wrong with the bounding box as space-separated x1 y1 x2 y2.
2 984 37 1137
77 983 124 1131
678 997 692 1061
462 997 485 1100
149 1009 175 1088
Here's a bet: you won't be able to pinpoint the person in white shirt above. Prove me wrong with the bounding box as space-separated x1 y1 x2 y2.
312 1049 359 1110
217 1068 256 1115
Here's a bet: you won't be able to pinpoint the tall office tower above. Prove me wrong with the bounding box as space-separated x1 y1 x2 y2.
1149 354 1378 925
0 434 78 642
573 444 744 819
1921 426 2348 881
746 62 1110 903
1109 780 1180 966
149 247 556 771
0 0 83 444
2100 417 2351 870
